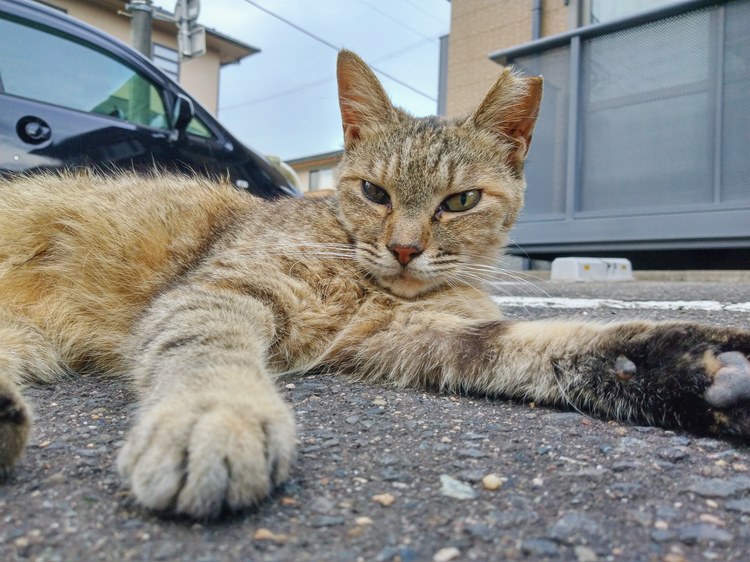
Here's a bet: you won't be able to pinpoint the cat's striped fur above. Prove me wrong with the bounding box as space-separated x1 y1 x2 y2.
2 51 750 518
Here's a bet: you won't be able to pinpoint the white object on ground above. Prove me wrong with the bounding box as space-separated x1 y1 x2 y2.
550 257 633 282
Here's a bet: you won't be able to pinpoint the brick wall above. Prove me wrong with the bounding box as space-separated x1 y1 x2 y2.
446 0 571 117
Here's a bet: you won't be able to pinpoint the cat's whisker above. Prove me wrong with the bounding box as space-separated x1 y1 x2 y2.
262 242 358 251
275 251 357 259
452 271 537 318
451 270 502 293
258 242 358 257
442 272 498 300
503 242 562 288
550 362 592 419
457 263 551 299
261 246 356 254
451 277 484 297
455 250 554 291
263 252 357 261
457 264 549 300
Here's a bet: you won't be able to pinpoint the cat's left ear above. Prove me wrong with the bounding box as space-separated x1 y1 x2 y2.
468 69 543 171
337 50 395 148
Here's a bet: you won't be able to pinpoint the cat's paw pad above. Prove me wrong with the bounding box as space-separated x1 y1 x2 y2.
704 351 750 408
117 394 295 518
0 389 31 474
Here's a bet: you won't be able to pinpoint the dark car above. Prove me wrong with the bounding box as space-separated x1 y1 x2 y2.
0 0 298 198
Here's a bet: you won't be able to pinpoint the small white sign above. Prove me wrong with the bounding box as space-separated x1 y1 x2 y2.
550 257 633 282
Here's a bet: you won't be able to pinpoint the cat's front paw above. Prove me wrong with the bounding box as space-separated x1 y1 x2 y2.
0 384 31 477
117 391 295 518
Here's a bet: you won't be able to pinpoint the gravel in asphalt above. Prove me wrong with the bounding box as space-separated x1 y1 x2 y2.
2 281 750 561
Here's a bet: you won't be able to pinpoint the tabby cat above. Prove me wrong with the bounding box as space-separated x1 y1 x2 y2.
2 51 750 519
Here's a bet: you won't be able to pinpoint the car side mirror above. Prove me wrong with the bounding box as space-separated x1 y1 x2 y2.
172 94 194 131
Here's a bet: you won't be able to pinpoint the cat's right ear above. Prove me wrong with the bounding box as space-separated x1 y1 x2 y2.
468 69 543 173
337 50 395 148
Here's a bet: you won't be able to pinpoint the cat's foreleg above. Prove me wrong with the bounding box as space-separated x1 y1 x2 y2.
116 286 295 518
0 307 65 474
333 315 750 437
478 320 750 436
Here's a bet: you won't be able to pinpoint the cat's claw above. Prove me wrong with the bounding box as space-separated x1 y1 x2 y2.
704 351 750 409
117 393 295 518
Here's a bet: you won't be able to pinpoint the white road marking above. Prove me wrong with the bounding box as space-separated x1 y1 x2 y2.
492 296 750 313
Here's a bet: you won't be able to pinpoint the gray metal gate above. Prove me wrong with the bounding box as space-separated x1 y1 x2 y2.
490 0 750 259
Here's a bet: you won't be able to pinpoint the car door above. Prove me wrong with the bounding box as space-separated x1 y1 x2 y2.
0 11 174 175
165 101 225 177
169 102 298 198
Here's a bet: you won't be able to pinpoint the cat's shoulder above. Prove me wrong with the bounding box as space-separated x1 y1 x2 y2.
256 189 341 227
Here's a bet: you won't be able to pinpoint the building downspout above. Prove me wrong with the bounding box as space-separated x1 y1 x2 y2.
567 0 583 29
532 0 543 40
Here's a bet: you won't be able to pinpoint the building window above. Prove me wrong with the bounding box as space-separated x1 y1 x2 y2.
309 167 334 190
589 0 674 24
153 43 179 82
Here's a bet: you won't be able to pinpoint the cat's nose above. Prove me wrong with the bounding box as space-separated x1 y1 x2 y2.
388 243 423 266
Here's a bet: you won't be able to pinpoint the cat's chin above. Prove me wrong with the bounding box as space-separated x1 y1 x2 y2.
376 273 443 299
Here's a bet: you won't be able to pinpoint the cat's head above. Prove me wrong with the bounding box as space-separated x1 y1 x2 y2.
335 50 542 298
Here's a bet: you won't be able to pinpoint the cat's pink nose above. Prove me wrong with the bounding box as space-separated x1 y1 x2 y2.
388 244 423 266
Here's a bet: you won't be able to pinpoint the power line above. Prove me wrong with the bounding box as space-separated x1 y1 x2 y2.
239 0 436 102
221 76 333 111
370 37 438 64
220 38 440 112
353 0 439 44
241 0 340 51
402 0 450 27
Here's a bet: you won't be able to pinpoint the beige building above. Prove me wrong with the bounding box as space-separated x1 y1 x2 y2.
38 0 257 115
286 150 343 194
445 0 673 117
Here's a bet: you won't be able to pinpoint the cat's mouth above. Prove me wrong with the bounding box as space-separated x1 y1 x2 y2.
375 269 444 298
354 245 445 297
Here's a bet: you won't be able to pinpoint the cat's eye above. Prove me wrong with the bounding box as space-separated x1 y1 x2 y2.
440 190 481 213
362 181 391 206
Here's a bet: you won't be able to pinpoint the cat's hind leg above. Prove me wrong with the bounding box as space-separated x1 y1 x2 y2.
0 306 66 475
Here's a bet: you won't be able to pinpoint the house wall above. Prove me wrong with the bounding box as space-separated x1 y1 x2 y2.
287 152 343 193
181 52 221 114
291 165 338 193
295 167 313 192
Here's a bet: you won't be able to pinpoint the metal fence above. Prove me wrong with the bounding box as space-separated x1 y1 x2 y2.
490 0 750 257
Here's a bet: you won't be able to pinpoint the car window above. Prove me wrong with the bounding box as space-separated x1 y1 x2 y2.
0 15 168 130
186 116 215 139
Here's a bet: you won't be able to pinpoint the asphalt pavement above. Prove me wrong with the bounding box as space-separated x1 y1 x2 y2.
3 280 750 562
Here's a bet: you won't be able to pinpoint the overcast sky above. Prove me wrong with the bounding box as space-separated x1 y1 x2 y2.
153 0 451 161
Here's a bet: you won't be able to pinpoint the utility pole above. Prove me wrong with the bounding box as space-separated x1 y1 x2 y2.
128 0 153 58
126 0 153 126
